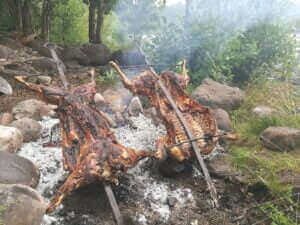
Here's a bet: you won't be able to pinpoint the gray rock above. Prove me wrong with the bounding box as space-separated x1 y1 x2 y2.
0 113 13 125
252 106 276 118
61 46 89 65
0 125 23 153
28 75 52 85
0 184 46 225
12 99 56 120
207 154 235 178
260 127 300 151
212 108 232 131
94 93 105 104
0 37 23 50
192 78 244 110
27 39 51 57
0 76 13 95
0 44 14 59
102 88 132 113
112 49 146 66
81 43 111 66
0 151 40 188
144 107 162 126
10 118 42 142
30 57 57 73
278 170 300 188
127 96 143 117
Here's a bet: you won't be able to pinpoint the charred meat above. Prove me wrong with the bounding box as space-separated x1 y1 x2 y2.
15 76 151 213
110 62 219 162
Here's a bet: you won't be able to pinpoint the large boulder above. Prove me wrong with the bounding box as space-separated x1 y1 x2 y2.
12 99 56 120
112 49 146 66
10 118 42 142
212 108 232 131
252 106 276 118
0 151 40 188
0 37 23 50
192 78 244 111
61 46 90 65
26 39 51 57
0 184 46 225
0 76 13 95
80 43 111 66
0 125 23 153
260 127 300 152
29 57 57 73
0 45 14 59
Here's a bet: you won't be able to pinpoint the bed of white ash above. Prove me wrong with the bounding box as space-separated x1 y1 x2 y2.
18 114 197 225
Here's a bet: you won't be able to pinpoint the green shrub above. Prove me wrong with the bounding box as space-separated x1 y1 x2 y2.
217 23 296 84
145 19 296 86
51 0 88 44
96 69 118 86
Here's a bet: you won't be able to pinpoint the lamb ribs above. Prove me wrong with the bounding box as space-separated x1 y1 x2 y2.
110 61 220 207
15 76 150 217
110 62 219 161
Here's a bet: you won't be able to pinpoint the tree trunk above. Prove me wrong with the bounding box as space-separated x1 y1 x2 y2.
89 0 96 43
22 0 34 35
4 0 34 35
41 0 51 41
4 0 23 32
95 1 104 44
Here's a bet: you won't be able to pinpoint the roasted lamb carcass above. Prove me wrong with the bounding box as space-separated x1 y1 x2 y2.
110 61 221 163
15 75 151 213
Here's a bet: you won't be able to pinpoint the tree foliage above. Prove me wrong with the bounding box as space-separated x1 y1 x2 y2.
51 0 88 44
144 0 296 86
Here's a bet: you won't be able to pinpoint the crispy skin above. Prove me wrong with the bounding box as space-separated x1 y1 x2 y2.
15 76 150 213
119 71 218 162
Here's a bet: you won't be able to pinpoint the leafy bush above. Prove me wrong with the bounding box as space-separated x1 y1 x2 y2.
51 0 88 44
102 12 133 51
216 22 296 84
96 69 118 86
145 19 296 86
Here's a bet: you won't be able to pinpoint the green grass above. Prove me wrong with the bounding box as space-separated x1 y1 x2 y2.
231 79 300 144
0 205 5 225
95 69 119 86
261 203 298 225
228 79 300 224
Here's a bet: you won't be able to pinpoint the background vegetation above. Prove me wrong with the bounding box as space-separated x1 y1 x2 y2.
0 0 298 86
0 1 300 224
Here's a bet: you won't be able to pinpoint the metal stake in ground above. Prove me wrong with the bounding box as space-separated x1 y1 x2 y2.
45 44 124 225
135 44 219 208
104 184 124 225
